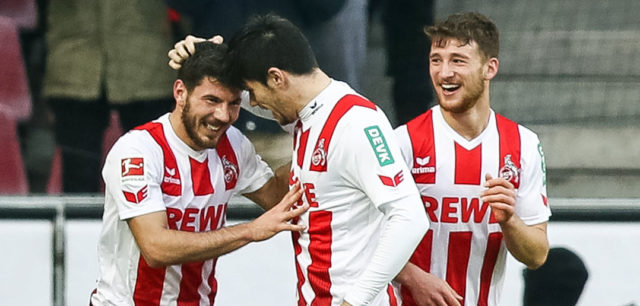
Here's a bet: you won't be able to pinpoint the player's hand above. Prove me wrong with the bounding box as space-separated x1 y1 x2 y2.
481 173 516 224
340 301 352 306
406 270 462 306
168 35 224 70
248 183 308 241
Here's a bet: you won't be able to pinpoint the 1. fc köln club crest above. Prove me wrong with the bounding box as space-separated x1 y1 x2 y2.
311 138 327 167
222 156 238 184
499 154 520 186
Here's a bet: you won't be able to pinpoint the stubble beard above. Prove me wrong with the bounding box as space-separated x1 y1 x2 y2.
181 97 217 149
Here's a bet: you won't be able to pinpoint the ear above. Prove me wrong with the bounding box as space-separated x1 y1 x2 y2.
173 79 188 108
266 67 287 89
484 57 499 80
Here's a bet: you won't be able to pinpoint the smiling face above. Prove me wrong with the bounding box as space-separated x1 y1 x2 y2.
429 38 498 114
244 79 298 126
174 77 242 150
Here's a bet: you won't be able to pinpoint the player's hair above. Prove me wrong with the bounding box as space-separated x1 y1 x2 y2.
177 42 236 92
226 13 318 87
424 12 499 60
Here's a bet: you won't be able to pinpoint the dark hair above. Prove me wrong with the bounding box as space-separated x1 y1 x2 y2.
226 14 318 87
523 247 589 306
177 42 235 92
424 12 499 60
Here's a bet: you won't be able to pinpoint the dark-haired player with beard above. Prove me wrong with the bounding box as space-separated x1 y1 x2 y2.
91 42 308 306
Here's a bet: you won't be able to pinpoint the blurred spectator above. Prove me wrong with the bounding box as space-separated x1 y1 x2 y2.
43 0 176 193
165 0 366 133
523 247 589 306
370 0 435 126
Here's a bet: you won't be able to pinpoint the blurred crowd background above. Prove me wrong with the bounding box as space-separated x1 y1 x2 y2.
1 0 639 198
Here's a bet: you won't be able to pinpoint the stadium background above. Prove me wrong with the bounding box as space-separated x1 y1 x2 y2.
1 0 639 305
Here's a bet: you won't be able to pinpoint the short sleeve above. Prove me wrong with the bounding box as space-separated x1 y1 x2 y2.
227 128 274 195
336 110 420 208
102 131 167 220
515 128 551 225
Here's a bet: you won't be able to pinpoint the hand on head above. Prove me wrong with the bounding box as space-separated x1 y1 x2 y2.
168 35 224 70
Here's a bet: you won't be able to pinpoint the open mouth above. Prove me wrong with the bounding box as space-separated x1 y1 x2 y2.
206 123 221 132
441 83 461 93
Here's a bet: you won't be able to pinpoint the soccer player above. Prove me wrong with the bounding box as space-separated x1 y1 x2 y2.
393 12 552 306
169 14 428 306
91 42 309 305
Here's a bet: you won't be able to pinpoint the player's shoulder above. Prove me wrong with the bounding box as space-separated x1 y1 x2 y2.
494 112 540 143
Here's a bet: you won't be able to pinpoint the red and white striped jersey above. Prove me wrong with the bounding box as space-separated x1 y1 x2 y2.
394 106 551 306
92 114 273 306
290 80 426 306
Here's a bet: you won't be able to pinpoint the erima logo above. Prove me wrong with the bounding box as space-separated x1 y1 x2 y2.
364 126 394 167
164 167 180 185
412 156 435 174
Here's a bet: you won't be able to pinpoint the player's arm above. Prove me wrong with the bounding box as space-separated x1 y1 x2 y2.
128 183 307 268
340 116 428 305
481 174 549 269
243 162 292 211
395 262 462 306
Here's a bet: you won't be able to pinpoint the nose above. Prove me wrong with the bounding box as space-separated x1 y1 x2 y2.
439 62 455 79
249 93 258 107
213 103 231 124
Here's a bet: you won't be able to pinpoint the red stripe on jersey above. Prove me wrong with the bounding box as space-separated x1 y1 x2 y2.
446 231 473 305
177 261 205 305
406 110 436 184
477 232 503 306
207 258 219 306
190 157 214 196
401 229 434 306
387 284 398 306
309 94 376 172
133 255 166 305
495 114 521 188
297 129 310 168
135 122 182 196
307 211 333 305
215 134 239 190
454 143 482 185
292 231 308 306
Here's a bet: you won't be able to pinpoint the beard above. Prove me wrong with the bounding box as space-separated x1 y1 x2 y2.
439 68 485 114
181 97 218 149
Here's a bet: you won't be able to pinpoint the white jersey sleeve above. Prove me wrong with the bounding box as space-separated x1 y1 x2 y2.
225 126 274 195
336 110 428 306
393 124 414 167
515 127 551 225
102 130 166 220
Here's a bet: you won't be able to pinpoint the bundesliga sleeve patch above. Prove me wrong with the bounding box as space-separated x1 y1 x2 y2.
364 125 394 167
121 157 144 177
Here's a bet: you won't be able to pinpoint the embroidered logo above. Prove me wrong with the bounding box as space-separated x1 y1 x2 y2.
311 138 327 167
121 158 144 177
379 170 404 187
499 154 520 186
412 156 435 175
123 185 148 204
163 166 180 185
364 126 394 167
221 156 239 183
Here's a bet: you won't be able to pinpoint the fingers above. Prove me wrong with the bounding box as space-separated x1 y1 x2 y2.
209 35 224 44
275 183 303 210
482 193 516 206
167 35 208 70
484 173 514 189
